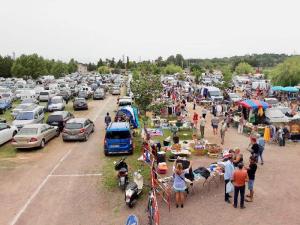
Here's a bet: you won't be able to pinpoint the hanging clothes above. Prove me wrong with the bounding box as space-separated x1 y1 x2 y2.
264 126 271 142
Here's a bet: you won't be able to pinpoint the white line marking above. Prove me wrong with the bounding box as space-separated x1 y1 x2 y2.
10 149 73 225
50 173 102 177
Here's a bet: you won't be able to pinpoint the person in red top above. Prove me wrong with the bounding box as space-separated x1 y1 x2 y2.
192 111 199 129
232 163 249 209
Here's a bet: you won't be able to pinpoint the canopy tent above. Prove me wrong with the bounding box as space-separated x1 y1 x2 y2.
271 86 299 92
282 86 299 92
116 106 139 129
271 86 283 91
239 99 270 110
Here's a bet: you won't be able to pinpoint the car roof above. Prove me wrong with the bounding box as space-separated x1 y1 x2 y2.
107 122 130 131
49 111 68 116
67 118 87 123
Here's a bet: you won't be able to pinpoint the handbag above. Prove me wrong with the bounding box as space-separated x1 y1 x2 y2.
226 181 234 193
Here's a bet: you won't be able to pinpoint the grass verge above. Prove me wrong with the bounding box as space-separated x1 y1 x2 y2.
0 144 17 158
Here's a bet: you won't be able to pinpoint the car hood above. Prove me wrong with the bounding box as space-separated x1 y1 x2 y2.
12 120 33 126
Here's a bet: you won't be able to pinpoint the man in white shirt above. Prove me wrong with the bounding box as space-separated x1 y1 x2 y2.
223 156 234 203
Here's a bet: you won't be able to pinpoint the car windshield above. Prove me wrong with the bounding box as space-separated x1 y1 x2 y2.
47 115 63 122
229 93 239 98
16 112 34 120
50 98 62 104
65 123 83 129
0 123 7 130
18 128 38 135
106 131 131 139
0 99 6 104
209 91 221 96
40 92 49 95
75 99 85 103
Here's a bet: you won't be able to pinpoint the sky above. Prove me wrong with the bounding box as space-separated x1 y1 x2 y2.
0 0 300 63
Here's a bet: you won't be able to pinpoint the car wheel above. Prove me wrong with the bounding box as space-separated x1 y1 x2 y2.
83 134 88 142
55 130 60 137
91 126 95 133
40 139 45 148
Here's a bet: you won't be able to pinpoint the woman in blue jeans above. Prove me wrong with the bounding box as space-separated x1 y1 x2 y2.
173 161 190 208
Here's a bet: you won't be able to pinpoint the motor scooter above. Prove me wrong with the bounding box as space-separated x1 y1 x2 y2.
114 157 129 190
125 170 143 208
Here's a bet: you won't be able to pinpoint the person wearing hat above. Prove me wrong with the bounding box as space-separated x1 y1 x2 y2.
232 163 249 209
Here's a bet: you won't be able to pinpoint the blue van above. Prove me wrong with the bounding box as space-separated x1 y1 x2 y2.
104 122 133 156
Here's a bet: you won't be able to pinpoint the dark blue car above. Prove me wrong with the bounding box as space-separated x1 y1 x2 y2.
104 122 133 156
0 99 12 114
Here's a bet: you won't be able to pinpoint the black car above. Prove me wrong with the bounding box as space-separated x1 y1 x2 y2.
46 111 74 131
73 98 88 110
57 91 71 102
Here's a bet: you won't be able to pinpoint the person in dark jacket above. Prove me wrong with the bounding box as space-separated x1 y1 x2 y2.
245 156 257 202
105 112 111 128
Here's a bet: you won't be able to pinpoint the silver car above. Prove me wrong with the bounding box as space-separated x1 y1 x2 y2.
62 118 94 141
12 124 60 149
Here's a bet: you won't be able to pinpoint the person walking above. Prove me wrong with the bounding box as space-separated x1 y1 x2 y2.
220 121 227 145
257 134 265 165
245 156 257 202
104 112 112 128
223 156 234 203
199 115 206 139
232 163 248 209
202 107 207 118
238 115 244 134
211 115 219 135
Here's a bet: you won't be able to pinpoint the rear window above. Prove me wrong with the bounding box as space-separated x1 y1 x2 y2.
47 115 63 122
19 128 38 135
65 123 83 129
40 92 49 95
106 131 131 139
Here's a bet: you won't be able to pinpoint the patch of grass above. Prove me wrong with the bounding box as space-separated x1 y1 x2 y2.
102 132 151 191
151 128 194 143
0 144 17 158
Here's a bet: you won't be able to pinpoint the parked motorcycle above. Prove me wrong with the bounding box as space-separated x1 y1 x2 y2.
114 157 129 190
125 170 144 208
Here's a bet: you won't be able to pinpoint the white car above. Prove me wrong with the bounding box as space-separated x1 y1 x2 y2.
47 96 65 112
228 93 242 103
0 123 18 145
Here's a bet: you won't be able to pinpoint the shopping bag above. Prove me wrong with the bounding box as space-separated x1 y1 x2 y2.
226 181 234 193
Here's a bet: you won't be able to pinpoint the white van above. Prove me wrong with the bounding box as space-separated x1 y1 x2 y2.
12 105 45 130
39 90 55 102
20 90 36 101
202 86 223 102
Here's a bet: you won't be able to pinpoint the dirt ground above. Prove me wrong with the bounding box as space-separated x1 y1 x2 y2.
0 98 300 225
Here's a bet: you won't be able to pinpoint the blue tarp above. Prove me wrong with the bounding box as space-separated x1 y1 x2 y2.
239 99 270 110
118 106 139 129
271 86 283 91
282 86 299 92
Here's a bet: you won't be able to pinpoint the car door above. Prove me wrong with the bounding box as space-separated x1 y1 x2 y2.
38 108 44 123
40 125 49 142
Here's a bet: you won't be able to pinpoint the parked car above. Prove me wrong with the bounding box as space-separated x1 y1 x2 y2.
104 122 133 156
47 96 65 112
227 93 242 103
57 90 71 102
11 103 37 118
46 111 74 131
78 90 89 99
62 118 94 141
93 88 105 100
21 98 39 104
111 86 121 95
12 105 45 130
0 123 18 145
73 98 88 110
0 99 12 114
39 90 55 102
12 124 60 149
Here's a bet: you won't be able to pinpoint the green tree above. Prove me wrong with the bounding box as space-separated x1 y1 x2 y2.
68 58 77 73
163 64 183 74
97 58 104 68
11 54 48 79
50 61 68 77
271 56 300 86
175 54 184 67
116 59 125 69
235 62 254 75
0 55 14 77
98 66 110 74
221 65 233 84
87 63 97 71
131 73 163 114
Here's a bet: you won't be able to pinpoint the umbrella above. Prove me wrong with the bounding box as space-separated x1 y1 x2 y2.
239 99 270 110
